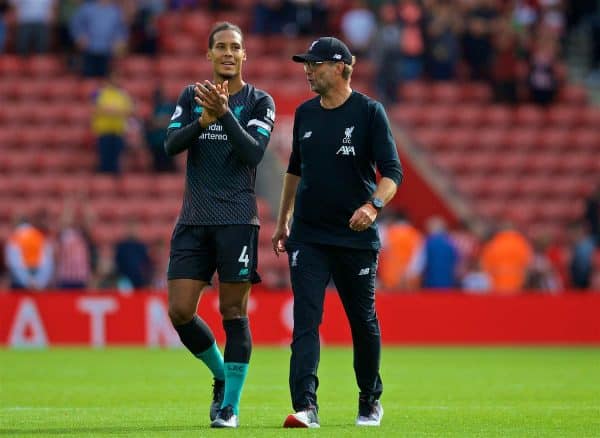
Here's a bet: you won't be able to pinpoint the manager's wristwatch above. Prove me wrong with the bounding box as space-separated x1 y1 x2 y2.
368 197 384 212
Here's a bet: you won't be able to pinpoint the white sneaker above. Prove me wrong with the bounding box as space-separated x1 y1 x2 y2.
210 405 239 428
356 399 383 426
283 408 320 428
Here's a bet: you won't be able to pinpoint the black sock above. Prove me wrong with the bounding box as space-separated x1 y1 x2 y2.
174 315 215 355
223 317 252 363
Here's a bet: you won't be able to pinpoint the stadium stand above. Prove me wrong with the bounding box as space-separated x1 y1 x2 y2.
0 0 598 291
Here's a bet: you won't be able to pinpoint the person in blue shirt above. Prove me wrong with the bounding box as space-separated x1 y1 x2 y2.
422 216 459 289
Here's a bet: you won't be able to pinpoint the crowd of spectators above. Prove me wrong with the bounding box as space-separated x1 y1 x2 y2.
1 204 164 292
377 196 600 294
1 187 598 292
338 0 571 104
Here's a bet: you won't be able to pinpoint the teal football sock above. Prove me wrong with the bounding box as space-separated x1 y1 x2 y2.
196 342 225 381
222 362 249 415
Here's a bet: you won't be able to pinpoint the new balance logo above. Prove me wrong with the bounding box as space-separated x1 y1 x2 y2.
358 268 370 276
336 145 355 156
302 131 312 139
291 250 300 267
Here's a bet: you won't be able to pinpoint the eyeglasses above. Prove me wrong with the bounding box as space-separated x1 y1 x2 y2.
303 61 340 71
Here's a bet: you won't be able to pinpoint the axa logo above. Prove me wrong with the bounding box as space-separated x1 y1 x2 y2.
302 131 312 139
291 250 300 267
358 268 370 276
336 145 355 156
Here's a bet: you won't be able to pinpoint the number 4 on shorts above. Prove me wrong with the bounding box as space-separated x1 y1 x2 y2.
238 246 249 268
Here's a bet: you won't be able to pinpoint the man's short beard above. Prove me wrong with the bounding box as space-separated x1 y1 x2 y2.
218 72 236 80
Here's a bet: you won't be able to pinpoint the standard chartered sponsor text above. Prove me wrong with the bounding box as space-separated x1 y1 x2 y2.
199 123 228 141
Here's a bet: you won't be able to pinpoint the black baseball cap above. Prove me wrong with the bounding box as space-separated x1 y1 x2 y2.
292 37 353 65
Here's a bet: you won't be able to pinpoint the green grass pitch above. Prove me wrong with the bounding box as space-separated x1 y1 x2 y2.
1 347 599 437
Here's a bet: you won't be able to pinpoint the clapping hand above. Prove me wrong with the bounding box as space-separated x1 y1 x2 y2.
194 80 229 120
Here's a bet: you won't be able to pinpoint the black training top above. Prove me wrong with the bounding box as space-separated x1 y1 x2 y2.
287 90 403 250
165 83 275 226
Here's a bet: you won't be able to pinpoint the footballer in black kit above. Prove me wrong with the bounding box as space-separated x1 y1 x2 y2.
272 37 403 429
163 22 275 429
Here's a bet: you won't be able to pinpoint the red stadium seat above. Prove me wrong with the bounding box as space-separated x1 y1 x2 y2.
454 175 485 197
476 128 506 150
121 78 155 101
389 104 424 127
507 129 538 150
88 175 119 198
43 78 79 101
559 85 587 106
536 129 569 151
13 79 46 101
180 12 212 39
26 56 65 77
157 12 181 35
430 83 461 103
582 107 600 127
52 126 90 148
460 83 492 103
569 129 600 152
119 175 155 198
20 128 55 149
514 105 545 127
243 35 266 56
411 128 444 149
452 105 483 126
489 153 526 174
546 106 580 127
482 105 513 126
420 105 453 126
1 102 31 125
522 153 560 174
161 34 202 55
214 11 250 31
0 56 25 76
156 56 194 79
154 175 184 197
117 56 156 79
477 199 505 219
400 81 429 102
432 151 462 173
438 128 478 151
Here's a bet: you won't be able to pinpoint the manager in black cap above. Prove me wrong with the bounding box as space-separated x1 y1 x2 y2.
272 37 403 428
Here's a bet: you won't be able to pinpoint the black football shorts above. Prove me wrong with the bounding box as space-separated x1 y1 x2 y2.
167 224 260 284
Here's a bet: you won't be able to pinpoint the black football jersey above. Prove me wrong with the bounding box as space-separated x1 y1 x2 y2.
166 83 275 226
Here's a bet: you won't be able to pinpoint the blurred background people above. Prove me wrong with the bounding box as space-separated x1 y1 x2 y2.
114 219 152 290
144 87 176 172
12 0 55 56
91 71 134 174
5 214 54 290
422 216 458 289
378 211 424 290
481 222 533 294
70 0 128 77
